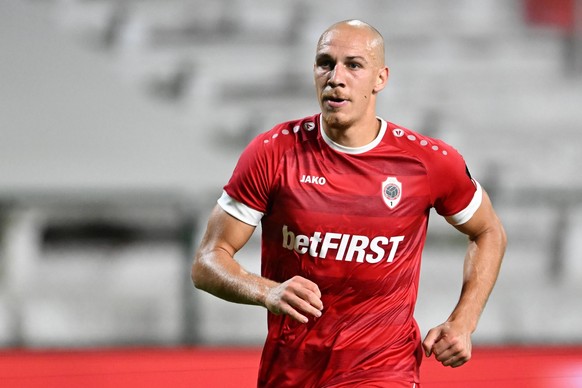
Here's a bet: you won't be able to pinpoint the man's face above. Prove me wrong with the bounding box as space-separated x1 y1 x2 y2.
314 25 387 129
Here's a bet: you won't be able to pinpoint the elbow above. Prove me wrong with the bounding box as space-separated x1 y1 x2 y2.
495 215 508 253
479 213 508 251
499 226 508 260
500 224 508 251
191 254 206 290
490 218 508 261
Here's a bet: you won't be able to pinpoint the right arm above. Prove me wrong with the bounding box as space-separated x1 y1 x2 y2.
191 205 323 323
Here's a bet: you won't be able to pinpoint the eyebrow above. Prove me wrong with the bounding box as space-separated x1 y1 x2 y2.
315 53 369 63
345 56 368 63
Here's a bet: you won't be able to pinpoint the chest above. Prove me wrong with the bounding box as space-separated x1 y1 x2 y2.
259 145 430 286
270 146 431 222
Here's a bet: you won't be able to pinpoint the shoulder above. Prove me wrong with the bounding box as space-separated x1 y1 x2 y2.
252 114 320 153
383 120 465 166
382 121 478 217
224 114 320 214
232 113 320 176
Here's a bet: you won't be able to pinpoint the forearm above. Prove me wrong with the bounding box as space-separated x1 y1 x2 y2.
424 189 506 366
192 247 277 308
447 227 506 332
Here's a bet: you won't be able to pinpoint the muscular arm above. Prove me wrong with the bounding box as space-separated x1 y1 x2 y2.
422 188 507 367
192 205 323 323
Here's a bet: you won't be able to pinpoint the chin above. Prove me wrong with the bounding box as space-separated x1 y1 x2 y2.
322 111 353 130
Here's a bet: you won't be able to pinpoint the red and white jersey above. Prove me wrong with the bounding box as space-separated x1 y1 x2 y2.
219 114 481 387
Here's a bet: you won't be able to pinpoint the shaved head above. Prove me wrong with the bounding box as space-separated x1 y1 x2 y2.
313 19 390 140
317 19 385 67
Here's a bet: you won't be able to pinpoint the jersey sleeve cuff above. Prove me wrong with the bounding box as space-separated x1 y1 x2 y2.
447 181 483 226
217 191 264 226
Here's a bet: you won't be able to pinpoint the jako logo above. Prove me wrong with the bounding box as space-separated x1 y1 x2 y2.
282 225 404 264
300 175 326 185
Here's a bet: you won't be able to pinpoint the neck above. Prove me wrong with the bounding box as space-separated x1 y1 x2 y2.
322 115 381 148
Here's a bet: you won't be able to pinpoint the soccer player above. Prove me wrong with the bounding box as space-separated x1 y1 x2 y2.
192 19 507 387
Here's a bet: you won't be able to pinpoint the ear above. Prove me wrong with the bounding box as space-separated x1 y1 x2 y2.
373 66 389 94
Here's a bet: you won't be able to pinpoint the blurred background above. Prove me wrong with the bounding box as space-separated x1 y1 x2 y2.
1 0 581 352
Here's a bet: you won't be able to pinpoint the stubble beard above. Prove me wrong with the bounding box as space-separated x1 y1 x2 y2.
321 109 354 132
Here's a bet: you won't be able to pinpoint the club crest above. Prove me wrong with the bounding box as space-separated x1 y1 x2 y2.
382 177 402 209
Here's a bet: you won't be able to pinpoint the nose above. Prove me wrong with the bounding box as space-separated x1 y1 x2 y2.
328 65 346 87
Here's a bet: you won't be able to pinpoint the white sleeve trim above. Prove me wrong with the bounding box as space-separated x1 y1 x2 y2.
217 191 264 226
447 181 483 226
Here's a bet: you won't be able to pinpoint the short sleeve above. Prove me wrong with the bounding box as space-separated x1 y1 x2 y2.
217 191 264 226
223 135 272 215
446 181 482 225
428 141 481 224
221 123 289 222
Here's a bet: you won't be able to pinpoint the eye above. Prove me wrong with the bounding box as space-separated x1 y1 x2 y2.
318 60 332 69
347 62 362 69
316 56 334 70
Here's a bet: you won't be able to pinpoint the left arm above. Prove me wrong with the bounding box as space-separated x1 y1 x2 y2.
422 188 507 367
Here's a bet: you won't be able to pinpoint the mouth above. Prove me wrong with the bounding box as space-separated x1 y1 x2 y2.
322 95 349 109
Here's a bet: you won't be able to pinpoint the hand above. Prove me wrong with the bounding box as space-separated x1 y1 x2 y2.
265 276 323 323
422 321 472 368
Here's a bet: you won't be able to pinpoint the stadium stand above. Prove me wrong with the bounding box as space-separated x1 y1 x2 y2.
0 0 581 348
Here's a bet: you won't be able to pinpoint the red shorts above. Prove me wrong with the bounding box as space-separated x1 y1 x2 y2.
323 380 419 388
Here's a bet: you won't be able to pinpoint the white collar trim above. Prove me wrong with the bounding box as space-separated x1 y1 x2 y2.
319 115 387 155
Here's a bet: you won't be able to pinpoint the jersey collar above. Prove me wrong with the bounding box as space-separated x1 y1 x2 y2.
319 114 387 155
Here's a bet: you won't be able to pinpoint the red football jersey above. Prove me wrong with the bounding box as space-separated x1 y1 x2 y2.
219 114 481 387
